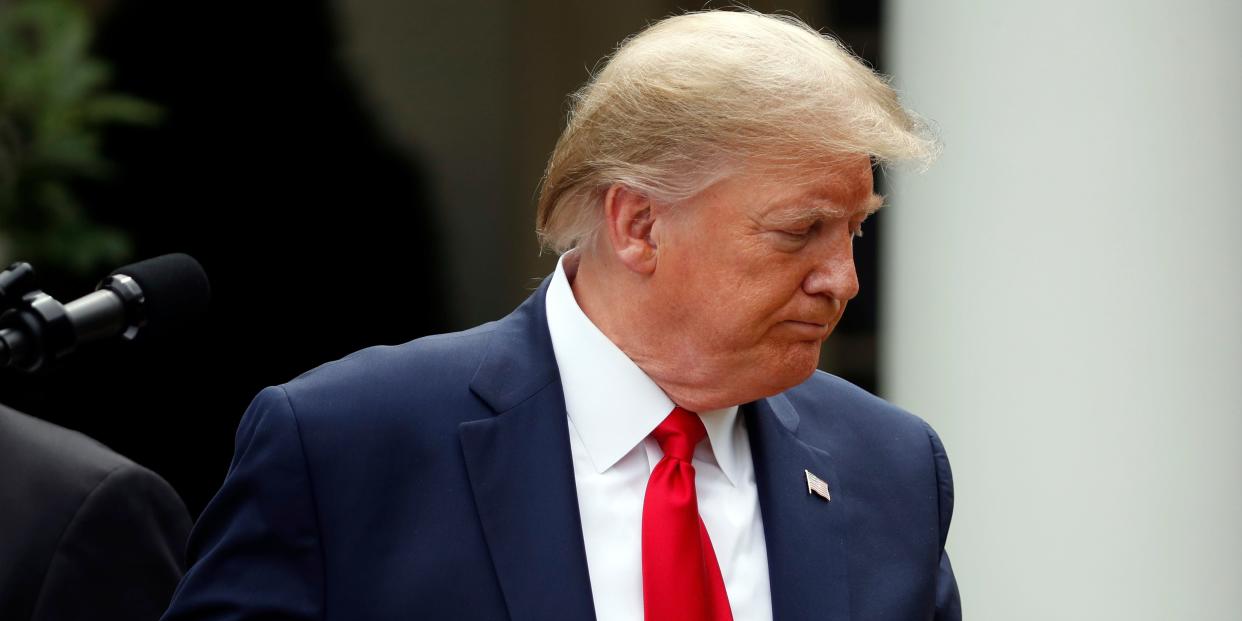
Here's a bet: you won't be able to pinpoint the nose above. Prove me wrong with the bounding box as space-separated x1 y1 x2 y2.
801 227 860 303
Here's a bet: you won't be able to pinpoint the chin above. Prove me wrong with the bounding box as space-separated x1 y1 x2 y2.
757 342 822 396
785 352 822 386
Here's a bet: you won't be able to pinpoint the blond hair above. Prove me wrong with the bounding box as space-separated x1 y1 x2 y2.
536 9 937 254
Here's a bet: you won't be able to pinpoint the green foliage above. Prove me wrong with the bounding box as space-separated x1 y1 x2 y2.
0 0 160 275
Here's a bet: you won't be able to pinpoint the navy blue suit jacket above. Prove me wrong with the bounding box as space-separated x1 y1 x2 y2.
163 278 960 620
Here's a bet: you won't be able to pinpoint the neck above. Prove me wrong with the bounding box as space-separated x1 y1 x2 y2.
568 250 737 412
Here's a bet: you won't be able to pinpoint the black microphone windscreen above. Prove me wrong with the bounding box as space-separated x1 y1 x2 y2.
112 253 211 341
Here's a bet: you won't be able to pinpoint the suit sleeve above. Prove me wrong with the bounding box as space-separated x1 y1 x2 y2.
925 421 962 621
162 386 325 621
29 463 192 621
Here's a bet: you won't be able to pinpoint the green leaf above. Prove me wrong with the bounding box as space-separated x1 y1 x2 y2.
82 95 163 125
0 0 155 274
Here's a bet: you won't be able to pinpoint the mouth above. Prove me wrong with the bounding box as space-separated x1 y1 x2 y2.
779 320 833 341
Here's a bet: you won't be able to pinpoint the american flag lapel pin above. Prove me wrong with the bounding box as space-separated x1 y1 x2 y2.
805 469 831 502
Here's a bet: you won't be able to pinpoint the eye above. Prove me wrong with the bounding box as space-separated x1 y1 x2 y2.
782 220 824 239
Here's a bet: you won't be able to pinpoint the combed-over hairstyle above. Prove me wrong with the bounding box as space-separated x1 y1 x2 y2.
535 9 937 253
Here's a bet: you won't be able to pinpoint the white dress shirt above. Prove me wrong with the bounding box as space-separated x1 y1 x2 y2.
545 253 773 621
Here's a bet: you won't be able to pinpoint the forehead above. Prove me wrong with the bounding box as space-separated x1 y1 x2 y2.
734 156 881 217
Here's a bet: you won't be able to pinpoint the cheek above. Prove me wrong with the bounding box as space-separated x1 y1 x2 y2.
736 260 809 317
663 233 810 342
709 254 808 327
696 280 798 350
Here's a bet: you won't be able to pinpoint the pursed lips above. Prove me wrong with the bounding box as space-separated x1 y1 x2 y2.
779 319 833 340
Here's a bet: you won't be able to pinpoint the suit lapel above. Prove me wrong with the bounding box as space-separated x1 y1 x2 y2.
459 279 597 621
747 393 852 621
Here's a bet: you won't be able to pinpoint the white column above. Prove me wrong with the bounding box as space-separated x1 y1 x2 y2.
883 2 1242 619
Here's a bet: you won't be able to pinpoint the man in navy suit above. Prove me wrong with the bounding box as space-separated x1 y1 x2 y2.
164 10 959 621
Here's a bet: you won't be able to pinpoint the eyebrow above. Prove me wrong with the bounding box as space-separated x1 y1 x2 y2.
864 193 886 214
764 194 886 228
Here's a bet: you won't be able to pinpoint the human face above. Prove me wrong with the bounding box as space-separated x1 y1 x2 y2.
643 155 881 405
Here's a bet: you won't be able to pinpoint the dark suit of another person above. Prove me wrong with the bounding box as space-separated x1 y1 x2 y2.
0 403 192 621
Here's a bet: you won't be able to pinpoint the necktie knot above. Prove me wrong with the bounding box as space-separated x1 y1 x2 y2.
652 407 706 462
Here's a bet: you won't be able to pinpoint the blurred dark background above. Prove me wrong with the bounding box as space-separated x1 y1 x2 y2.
0 0 887 516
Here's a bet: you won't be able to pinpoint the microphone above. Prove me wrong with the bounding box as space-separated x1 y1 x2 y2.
0 253 210 372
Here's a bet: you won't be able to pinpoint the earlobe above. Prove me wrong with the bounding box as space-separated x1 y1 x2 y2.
603 184 659 275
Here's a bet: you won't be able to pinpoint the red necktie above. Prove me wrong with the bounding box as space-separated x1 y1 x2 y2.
642 407 733 621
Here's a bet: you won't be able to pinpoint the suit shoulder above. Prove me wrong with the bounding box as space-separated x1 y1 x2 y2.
285 324 493 393
0 406 185 523
0 405 132 477
786 370 938 440
274 323 498 427
30 462 190 621
0 407 134 559
0 406 188 620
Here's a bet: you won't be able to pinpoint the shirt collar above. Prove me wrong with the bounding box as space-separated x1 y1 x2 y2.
544 252 743 486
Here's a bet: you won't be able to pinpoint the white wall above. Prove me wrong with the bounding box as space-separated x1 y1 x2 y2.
884 2 1242 619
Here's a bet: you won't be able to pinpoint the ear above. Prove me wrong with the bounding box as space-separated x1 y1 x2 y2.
601 184 658 274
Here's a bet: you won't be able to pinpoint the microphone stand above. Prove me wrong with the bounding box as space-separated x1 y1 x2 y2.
0 262 75 372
